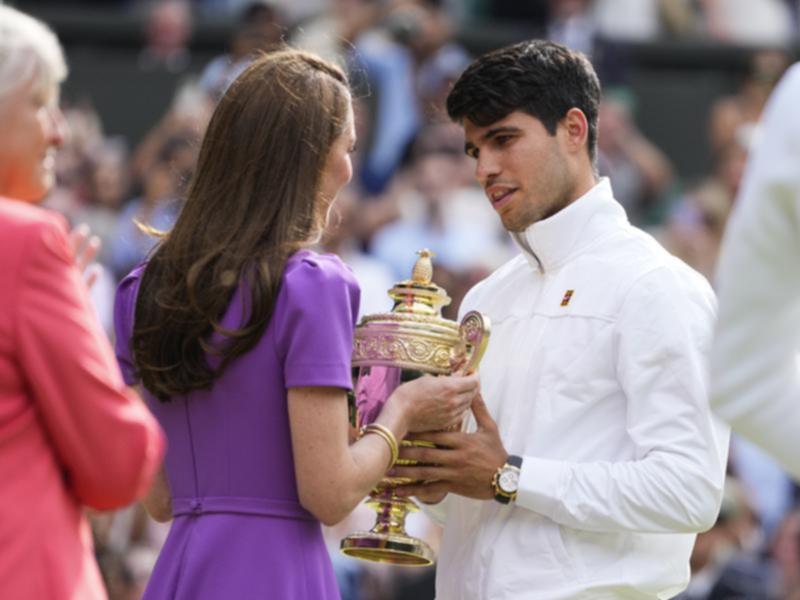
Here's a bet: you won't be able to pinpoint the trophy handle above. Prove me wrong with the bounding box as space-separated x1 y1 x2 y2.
452 311 490 375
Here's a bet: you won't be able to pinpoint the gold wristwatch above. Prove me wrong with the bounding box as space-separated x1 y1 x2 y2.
492 455 522 504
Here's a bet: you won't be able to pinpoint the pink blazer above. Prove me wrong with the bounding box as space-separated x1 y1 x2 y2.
0 198 165 599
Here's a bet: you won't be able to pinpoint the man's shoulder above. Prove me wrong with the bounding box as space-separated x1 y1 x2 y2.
600 226 716 311
552 225 715 320
599 224 710 287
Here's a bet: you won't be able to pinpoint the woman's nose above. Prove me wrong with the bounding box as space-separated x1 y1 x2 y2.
48 106 68 147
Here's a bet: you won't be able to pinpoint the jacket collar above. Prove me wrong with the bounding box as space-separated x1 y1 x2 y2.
511 177 627 272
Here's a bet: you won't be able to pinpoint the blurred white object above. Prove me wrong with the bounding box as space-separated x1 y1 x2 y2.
711 63 800 481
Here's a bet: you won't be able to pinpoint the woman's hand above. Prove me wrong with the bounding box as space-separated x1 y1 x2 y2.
388 373 480 433
69 223 101 289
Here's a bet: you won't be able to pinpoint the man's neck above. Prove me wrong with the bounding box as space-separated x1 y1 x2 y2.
567 169 600 208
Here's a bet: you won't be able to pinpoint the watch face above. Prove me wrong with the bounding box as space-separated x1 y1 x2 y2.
498 469 519 494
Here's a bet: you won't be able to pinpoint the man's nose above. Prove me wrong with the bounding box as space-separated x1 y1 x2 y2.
475 151 499 185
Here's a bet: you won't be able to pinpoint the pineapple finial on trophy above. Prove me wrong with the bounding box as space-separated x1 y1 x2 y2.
411 249 435 285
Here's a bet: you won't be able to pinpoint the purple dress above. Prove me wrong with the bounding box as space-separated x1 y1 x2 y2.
114 250 359 599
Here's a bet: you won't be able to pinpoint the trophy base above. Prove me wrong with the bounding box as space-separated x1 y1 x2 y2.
340 531 435 566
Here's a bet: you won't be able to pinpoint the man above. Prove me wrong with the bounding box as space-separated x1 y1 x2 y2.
395 40 729 599
710 63 800 481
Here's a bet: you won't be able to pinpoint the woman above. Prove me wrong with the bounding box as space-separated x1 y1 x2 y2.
114 49 478 599
0 6 165 599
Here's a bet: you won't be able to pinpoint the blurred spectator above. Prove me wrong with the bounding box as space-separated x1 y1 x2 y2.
292 0 386 66
109 136 190 279
198 1 286 101
320 185 395 318
44 102 105 217
353 1 469 194
592 0 697 42
131 81 210 185
138 0 193 73
700 0 796 46
597 89 674 225
770 510 800 599
730 435 795 540
663 133 748 281
370 125 512 281
547 0 595 56
73 139 133 334
708 48 789 155
73 138 132 265
677 477 773 600
92 504 169 600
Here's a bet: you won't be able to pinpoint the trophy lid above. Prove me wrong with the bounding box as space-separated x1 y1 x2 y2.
388 249 451 317
353 249 459 373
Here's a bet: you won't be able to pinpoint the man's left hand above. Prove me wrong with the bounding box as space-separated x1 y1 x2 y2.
393 394 508 501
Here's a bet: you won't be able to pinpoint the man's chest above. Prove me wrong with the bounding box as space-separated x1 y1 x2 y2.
467 271 629 460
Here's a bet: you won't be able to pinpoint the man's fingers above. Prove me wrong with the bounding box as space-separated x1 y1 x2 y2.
451 373 480 393
392 465 450 482
470 393 496 431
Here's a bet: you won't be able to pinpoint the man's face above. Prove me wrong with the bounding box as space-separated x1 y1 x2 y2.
0 78 66 202
464 110 573 232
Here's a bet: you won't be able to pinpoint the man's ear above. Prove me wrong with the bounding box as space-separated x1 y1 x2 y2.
560 108 590 156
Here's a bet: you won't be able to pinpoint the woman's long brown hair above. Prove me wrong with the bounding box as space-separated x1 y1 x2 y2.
132 49 350 401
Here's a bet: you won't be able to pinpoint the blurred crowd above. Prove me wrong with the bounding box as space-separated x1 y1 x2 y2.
33 0 800 598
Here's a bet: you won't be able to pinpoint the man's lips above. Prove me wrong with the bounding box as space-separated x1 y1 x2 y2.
487 187 518 211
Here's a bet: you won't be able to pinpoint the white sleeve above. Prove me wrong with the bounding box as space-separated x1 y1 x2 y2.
710 64 800 481
415 494 452 525
516 268 729 533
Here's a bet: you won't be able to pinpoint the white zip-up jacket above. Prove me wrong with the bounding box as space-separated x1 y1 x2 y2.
711 64 800 481
431 179 729 599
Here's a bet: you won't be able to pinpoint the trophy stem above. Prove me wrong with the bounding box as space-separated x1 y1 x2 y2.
340 483 435 566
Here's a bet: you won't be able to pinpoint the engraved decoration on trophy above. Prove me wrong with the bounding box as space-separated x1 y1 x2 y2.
340 249 490 566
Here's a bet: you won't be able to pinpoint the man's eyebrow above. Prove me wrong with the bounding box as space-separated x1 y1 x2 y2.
464 126 522 155
482 125 522 141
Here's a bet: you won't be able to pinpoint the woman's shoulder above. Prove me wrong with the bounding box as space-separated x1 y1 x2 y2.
114 263 149 336
283 249 358 290
117 262 148 298
0 197 67 242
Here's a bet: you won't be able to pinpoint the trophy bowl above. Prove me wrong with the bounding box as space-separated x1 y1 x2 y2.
340 249 490 566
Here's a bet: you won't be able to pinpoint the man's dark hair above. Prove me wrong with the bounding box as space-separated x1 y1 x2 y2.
446 40 601 161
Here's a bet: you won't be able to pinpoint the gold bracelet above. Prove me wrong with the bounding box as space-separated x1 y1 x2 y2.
362 423 399 470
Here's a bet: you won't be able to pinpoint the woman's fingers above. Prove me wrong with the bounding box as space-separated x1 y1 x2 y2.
69 224 101 270
68 223 102 289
